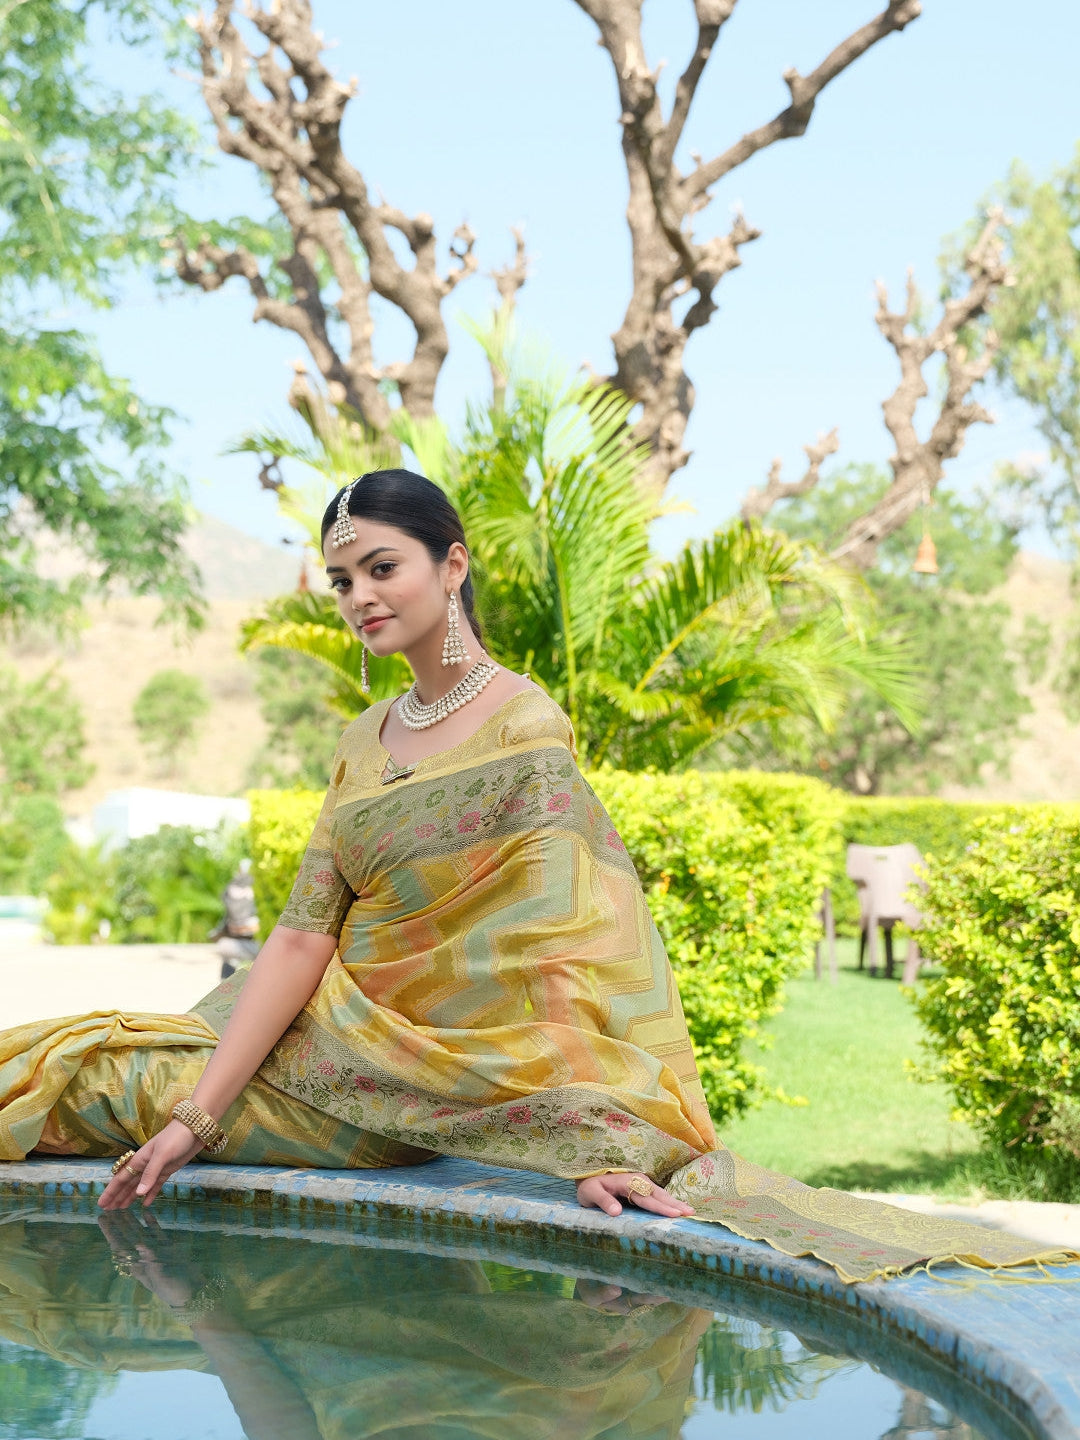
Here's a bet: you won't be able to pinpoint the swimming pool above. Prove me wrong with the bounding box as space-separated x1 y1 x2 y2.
2 1156 1077 1440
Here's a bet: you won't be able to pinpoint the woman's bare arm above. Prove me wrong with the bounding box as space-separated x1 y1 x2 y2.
98 925 336 1210
189 924 336 1120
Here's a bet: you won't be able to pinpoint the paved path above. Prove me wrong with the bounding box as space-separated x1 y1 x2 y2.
3 927 1078 1252
0 927 220 1029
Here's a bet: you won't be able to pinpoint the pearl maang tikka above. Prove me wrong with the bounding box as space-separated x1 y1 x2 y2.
331 480 359 549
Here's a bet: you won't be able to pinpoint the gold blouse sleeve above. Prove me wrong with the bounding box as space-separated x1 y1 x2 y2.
278 739 355 938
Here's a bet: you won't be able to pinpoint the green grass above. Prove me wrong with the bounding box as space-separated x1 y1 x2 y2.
718 940 1080 1203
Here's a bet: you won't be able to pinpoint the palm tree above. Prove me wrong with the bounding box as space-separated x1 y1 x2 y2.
238 334 920 768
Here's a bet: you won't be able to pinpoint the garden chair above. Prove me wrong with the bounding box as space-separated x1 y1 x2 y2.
845 842 925 981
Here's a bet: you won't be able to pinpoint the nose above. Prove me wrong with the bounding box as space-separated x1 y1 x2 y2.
349 577 377 611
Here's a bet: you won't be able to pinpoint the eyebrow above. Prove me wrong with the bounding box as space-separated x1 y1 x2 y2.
325 546 399 573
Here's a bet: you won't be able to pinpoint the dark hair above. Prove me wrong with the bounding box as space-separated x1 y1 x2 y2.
321 468 484 646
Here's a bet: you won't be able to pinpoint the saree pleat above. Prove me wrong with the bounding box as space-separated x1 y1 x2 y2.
2 689 1077 1282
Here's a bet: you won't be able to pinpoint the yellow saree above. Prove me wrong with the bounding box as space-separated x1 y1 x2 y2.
1 689 1075 1282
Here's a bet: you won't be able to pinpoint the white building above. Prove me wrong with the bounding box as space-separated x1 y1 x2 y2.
91 789 250 852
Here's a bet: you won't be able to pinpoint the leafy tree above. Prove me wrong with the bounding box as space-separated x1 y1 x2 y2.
238 343 920 770
969 146 1080 540
750 465 1031 794
0 0 203 629
954 149 1080 722
0 668 92 796
132 668 210 769
0 668 91 893
248 646 344 789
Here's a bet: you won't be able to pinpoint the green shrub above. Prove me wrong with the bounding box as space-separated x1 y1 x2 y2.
248 770 839 1122
44 824 248 944
0 793 74 896
247 789 323 937
133 670 210 769
592 770 840 1121
913 810 1080 1159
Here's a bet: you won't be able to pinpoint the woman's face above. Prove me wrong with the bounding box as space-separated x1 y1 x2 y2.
323 518 466 658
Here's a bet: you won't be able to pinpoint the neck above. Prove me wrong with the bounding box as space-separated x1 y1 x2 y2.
403 622 483 704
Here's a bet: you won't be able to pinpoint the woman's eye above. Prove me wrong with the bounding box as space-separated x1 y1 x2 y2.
372 562 396 578
329 578 349 592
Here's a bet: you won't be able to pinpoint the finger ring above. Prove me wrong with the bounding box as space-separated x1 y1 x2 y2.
125 1165 139 1178
626 1175 654 1198
111 1150 136 1177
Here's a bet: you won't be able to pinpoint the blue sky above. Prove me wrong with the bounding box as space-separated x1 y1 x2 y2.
84 0 1080 558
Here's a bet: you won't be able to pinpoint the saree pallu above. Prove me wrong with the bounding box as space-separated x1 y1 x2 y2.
1 689 1076 1282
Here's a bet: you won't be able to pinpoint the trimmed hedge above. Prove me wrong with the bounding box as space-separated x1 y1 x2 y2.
914 810 1080 1157
247 789 323 939
248 771 841 1122
591 771 843 1121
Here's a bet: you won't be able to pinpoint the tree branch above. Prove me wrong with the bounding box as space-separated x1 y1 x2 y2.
741 430 840 521
831 211 1011 568
175 0 481 441
574 0 922 487
685 1 922 197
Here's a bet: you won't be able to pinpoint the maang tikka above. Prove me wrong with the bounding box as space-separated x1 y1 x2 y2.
441 591 470 667
331 480 359 549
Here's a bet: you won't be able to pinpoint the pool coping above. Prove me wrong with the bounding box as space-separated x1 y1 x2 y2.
3 1154 1079 1440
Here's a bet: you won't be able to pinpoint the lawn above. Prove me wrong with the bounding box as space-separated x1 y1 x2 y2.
718 939 985 1196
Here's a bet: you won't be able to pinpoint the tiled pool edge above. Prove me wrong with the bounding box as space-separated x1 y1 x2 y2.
4 1155 1079 1440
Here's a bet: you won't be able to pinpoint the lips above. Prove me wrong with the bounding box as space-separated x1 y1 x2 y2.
360 616 392 633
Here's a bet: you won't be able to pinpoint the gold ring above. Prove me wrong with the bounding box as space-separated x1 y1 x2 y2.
125 1165 139 1178
626 1175 654 1199
111 1150 136 1177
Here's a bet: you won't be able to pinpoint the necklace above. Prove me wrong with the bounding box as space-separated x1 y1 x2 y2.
398 656 500 731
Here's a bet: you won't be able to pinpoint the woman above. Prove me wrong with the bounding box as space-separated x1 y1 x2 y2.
0 471 1072 1282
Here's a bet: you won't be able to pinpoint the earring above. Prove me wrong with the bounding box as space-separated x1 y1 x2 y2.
361 646 370 695
441 591 471 668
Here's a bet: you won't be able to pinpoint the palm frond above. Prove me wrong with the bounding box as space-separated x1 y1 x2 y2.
239 596 410 717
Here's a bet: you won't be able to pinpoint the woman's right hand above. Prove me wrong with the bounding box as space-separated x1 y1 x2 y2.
97 1120 206 1211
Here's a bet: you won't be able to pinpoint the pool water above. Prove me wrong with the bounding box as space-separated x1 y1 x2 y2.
0 1200 1026 1440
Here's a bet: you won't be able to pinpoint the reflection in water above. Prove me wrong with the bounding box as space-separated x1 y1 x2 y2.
0 1206 991 1440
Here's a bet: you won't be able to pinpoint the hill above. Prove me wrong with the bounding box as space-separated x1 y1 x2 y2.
2 522 1078 818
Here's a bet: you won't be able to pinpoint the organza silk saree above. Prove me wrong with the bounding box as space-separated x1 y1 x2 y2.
1 690 1075 1281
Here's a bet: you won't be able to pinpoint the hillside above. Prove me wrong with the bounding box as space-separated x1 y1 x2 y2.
3 515 311 814
3 521 1078 817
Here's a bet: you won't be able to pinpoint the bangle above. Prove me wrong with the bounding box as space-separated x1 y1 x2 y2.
172 1099 229 1155
171 1275 227 1325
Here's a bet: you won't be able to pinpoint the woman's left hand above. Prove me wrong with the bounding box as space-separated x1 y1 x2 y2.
576 1173 694 1219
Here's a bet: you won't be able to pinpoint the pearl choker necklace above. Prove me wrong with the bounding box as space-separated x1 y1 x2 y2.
398 657 500 731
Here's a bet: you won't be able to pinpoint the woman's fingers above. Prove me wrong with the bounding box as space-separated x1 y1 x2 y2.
626 1181 695 1219
576 1176 623 1215
98 1145 154 1211
576 1174 694 1220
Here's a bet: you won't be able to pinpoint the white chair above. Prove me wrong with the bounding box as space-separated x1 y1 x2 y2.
845 842 925 981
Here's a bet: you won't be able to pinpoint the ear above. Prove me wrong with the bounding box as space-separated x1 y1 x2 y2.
445 541 470 590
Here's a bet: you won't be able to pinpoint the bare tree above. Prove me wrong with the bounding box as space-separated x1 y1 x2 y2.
172 0 483 440
573 0 922 485
741 212 1011 568
741 430 840 522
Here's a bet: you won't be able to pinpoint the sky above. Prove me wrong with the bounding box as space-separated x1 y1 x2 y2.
82 0 1080 560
